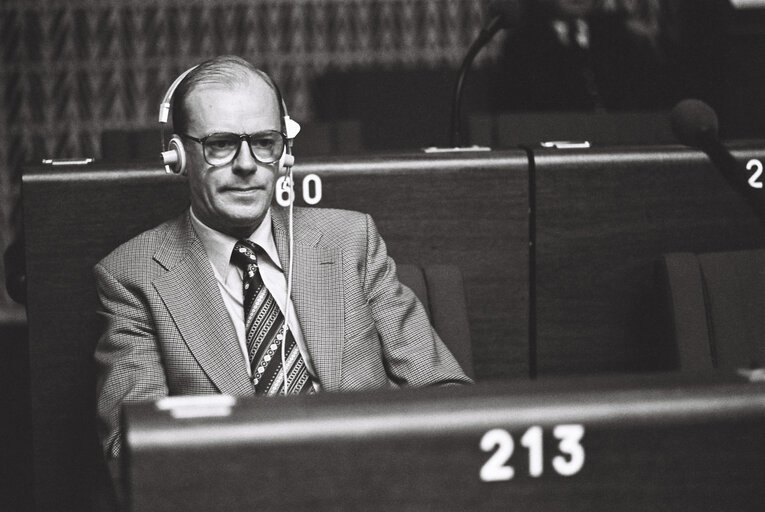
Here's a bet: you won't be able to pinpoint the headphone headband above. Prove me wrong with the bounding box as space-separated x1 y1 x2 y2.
159 66 199 124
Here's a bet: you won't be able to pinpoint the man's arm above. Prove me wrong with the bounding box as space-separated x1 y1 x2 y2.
361 214 473 386
94 262 169 461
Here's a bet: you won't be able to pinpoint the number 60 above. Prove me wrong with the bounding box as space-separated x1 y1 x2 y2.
276 174 323 206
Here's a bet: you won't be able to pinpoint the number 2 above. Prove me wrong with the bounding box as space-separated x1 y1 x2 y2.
479 428 515 482
747 159 763 189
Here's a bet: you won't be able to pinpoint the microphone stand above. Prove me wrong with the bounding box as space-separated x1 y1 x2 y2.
449 17 505 148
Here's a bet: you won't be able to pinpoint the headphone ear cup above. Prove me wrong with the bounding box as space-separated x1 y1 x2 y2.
162 135 187 175
279 146 295 173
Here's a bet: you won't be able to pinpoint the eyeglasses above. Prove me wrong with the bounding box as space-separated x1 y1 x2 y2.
181 130 286 167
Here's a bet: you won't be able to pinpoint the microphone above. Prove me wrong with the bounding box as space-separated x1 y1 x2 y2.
449 0 525 147
671 98 765 225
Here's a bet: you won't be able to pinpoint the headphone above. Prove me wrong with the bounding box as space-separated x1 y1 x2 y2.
158 65 301 175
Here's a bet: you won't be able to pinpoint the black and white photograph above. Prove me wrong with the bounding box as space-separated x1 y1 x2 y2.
1 1 764 510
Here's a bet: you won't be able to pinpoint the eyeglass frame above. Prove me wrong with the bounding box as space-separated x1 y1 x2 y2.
180 130 287 167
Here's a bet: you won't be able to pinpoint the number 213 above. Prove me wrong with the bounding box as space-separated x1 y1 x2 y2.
479 425 585 482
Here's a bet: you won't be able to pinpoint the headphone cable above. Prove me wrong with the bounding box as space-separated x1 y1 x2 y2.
281 165 295 396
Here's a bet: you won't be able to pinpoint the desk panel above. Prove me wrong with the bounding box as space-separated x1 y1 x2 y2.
533 145 765 375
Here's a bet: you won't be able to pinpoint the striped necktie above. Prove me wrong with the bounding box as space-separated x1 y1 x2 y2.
231 240 313 395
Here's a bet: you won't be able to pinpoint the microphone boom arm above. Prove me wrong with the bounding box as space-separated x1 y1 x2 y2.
449 17 504 148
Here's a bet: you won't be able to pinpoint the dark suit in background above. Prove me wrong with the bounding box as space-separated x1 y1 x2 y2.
491 11 681 113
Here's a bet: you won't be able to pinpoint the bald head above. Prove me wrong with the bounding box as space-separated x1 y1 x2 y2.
171 55 284 135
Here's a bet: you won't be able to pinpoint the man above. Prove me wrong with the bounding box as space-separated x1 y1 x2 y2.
94 55 471 462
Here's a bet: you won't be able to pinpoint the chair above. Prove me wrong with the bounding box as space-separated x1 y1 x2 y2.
656 249 765 371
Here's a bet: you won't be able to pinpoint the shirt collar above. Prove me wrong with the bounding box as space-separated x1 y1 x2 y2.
189 207 283 277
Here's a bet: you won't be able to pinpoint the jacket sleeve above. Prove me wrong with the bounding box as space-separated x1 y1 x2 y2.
361 214 473 387
93 262 169 461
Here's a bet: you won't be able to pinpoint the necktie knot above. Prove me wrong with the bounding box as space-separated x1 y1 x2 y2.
231 240 259 271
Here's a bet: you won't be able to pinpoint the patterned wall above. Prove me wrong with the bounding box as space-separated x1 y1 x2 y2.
0 0 665 310
1 0 495 164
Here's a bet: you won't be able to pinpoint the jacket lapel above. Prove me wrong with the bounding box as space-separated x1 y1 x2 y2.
152 212 253 396
272 207 344 391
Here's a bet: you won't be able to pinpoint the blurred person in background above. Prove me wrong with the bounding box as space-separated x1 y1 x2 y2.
491 0 684 112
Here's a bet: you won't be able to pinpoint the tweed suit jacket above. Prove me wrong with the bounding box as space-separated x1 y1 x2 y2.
94 206 471 459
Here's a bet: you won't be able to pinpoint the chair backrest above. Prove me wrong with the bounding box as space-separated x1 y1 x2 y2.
397 264 474 379
657 250 765 371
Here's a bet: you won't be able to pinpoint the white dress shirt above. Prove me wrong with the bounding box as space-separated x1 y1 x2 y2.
189 207 319 389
